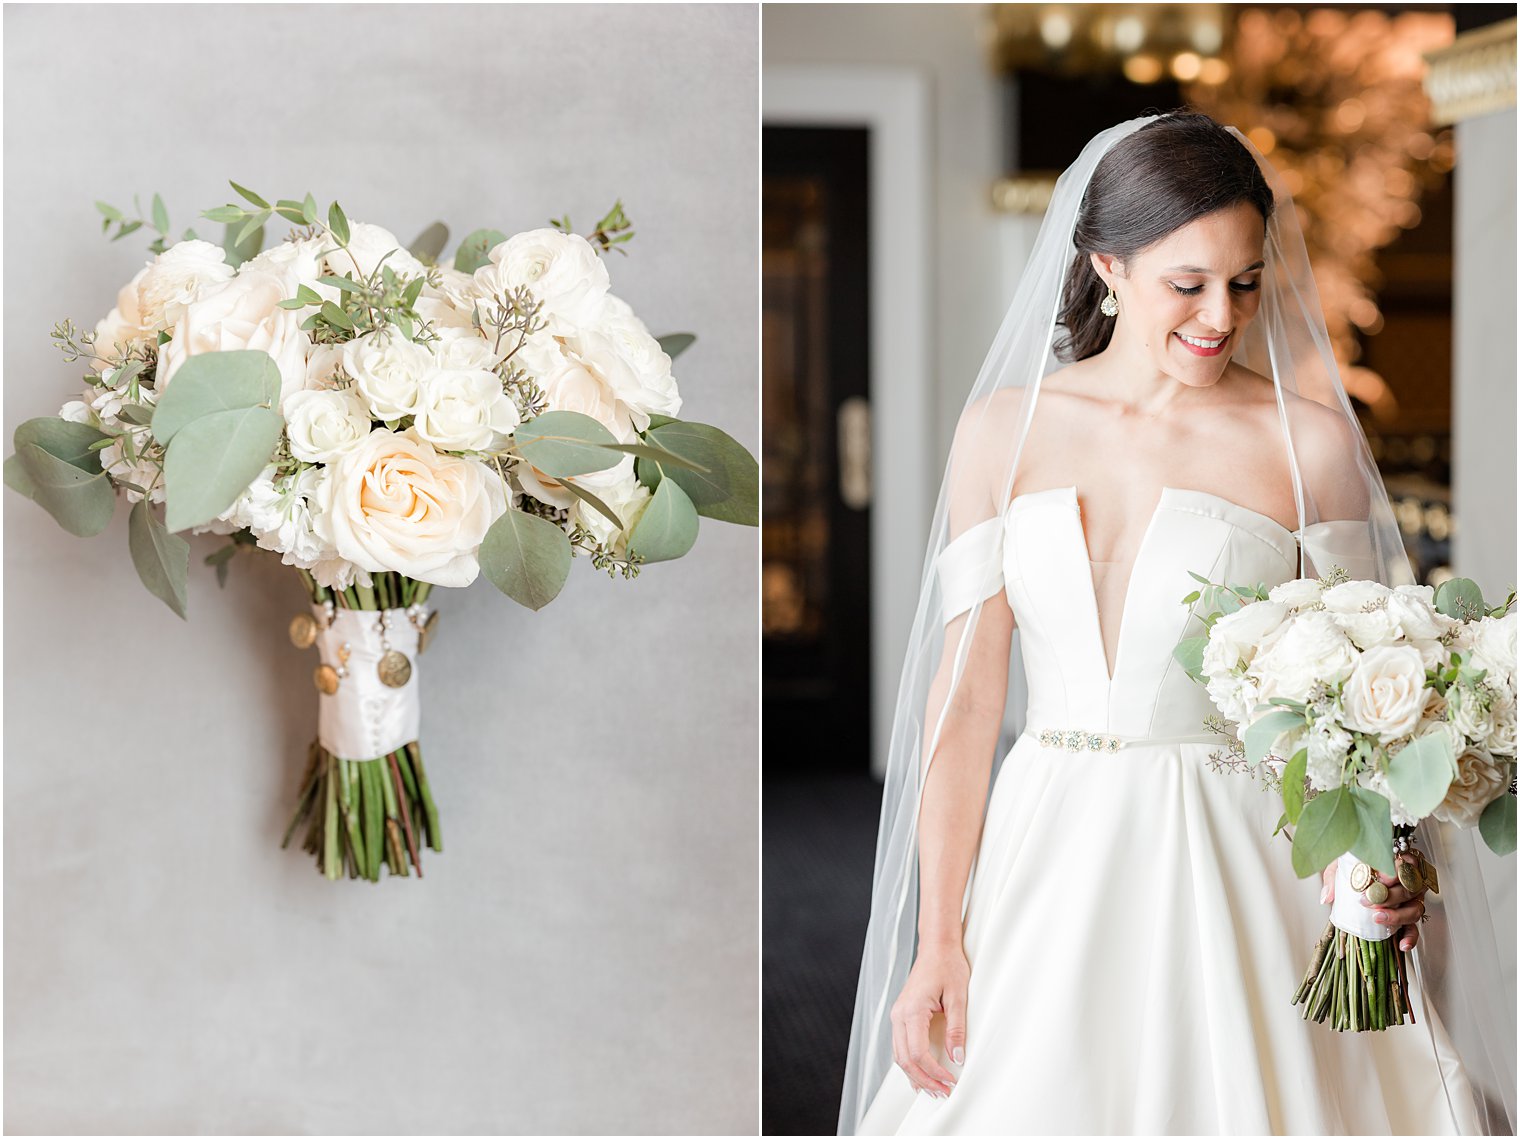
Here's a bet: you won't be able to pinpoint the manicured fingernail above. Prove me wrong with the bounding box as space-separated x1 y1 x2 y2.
1319 884 1329 904
1401 940 1412 950
1374 912 1386 922
952 1047 965 1064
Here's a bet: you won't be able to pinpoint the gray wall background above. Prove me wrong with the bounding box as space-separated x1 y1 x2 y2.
3 4 758 1134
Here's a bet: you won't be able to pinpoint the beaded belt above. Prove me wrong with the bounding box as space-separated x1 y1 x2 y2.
1032 725 1220 753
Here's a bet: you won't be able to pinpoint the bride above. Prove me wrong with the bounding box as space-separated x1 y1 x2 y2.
838 111 1514 1135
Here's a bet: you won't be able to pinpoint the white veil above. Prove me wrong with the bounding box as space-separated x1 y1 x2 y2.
838 112 1515 1135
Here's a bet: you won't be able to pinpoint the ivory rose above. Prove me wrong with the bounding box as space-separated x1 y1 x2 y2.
93 266 154 361
1432 744 1510 828
1251 610 1358 704
312 427 505 587
283 387 374 463
1340 644 1432 742
343 329 438 420
412 367 521 452
156 270 309 400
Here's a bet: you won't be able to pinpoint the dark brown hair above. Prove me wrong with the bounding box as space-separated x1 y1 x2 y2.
1053 109 1276 363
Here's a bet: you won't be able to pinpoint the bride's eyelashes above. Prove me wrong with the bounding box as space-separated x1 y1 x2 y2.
1168 280 1262 296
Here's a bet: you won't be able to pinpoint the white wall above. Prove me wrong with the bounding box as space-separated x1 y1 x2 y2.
763 3 1006 462
1451 103 1518 1061
3 5 758 1133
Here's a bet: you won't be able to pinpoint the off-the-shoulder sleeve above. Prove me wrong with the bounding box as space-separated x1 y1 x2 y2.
935 516 1005 624
1301 520 1380 582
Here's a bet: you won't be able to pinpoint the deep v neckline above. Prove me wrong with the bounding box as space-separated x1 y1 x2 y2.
1004 485 1301 688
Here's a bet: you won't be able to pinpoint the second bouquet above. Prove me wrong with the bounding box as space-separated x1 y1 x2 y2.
8 189 758 881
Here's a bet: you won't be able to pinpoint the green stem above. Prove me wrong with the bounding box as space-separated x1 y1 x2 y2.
407 741 442 851
323 749 340 881
356 581 377 610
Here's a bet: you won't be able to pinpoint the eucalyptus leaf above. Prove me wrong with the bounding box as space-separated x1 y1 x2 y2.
202 205 247 224
5 453 37 499
1281 747 1308 826
328 201 351 246
1386 731 1455 818
15 443 115 537
128 499 189 618
409 222 449 265
1434 577 1485 619
453 228 508 274
163 406 283 532
1480 793 1517 857
1347 785 1396 877
656 333 696 360
13 418 108 471
1244 708 1304 768
234 209 270 251
628 477 699 563
1171 636 1207 681
151 350 281 444
151 193 170 235
1291 786 1359 878
513 411 622 477
645 420 758 525
229 181 269 209
479 508 572 611
598 441 711 472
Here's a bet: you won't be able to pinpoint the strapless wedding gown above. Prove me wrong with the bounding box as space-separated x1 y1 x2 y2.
858 485 1483 1136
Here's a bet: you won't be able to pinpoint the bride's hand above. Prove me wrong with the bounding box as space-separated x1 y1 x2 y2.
890 943 969 1099
1320 853 1428 951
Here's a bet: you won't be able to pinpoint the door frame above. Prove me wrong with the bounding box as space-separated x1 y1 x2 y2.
763 65 933 779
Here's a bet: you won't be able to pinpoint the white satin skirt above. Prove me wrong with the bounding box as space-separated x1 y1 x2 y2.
858 736 1482 1136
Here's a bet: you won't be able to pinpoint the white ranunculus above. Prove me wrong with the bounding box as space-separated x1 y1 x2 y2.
557 327 678 431
574 471 653 554
412 367 520 452
596 294 683 420
1305 716 1353 792
1267 577 1325 611
475 229 609 329
94 267 154 362
136 240 236 330
283 387 374 463
1469 612 1517 686
157 270 310 401
1251 610 1359 704
247 236 326 295
311 428 505 587
1431 744 1510 828
1446 683 1495 745
325 222 425 282
1385 584 1454 643
343 329 438 420
1202 600 1289 679
416 267 480 331
1321 579 1399 650
1340 644 1432 743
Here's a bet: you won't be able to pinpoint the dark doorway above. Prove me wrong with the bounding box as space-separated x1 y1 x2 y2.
762 125 872 777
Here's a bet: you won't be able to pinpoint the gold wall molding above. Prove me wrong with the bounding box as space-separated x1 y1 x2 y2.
991 174 1058 215
1423 18 1517 124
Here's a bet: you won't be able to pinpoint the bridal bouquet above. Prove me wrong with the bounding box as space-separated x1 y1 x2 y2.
1174 567 1516 1031
7 187 757 882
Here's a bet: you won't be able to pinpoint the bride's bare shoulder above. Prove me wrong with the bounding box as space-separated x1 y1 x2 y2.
1224 362 1358 443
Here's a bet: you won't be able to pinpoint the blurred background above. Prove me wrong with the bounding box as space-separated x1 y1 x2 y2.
761 4 1517 1133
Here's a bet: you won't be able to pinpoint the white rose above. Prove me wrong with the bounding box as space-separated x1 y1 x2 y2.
1386 584 1455 642
1202 600 1290 679
1446 683 1495 745
1251 610 1359 704
1470 612 1517 686
574 472 653 554
474 229 609 329
1267 577 1325 611
416 267 480 331
283 388 374 463
157 270 310 401
1484 689 1517 757
1431 744 1510 828
1305 716 1353 792
304 344 348 391
325 222 425 282
413 367 521 452
94 267 154 361
311 428 505 587
136 240 236 330
516 451 636 512
595 294 683 419
431 329 502 372
1321 579 1399 650
343 329 438 420
1341 644 1432 742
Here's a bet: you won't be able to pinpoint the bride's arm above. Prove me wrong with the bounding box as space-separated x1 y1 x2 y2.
890 392 1020 1099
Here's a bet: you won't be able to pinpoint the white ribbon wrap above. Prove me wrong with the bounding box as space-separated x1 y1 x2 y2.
313 605 424 762
1329 852 1395 941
